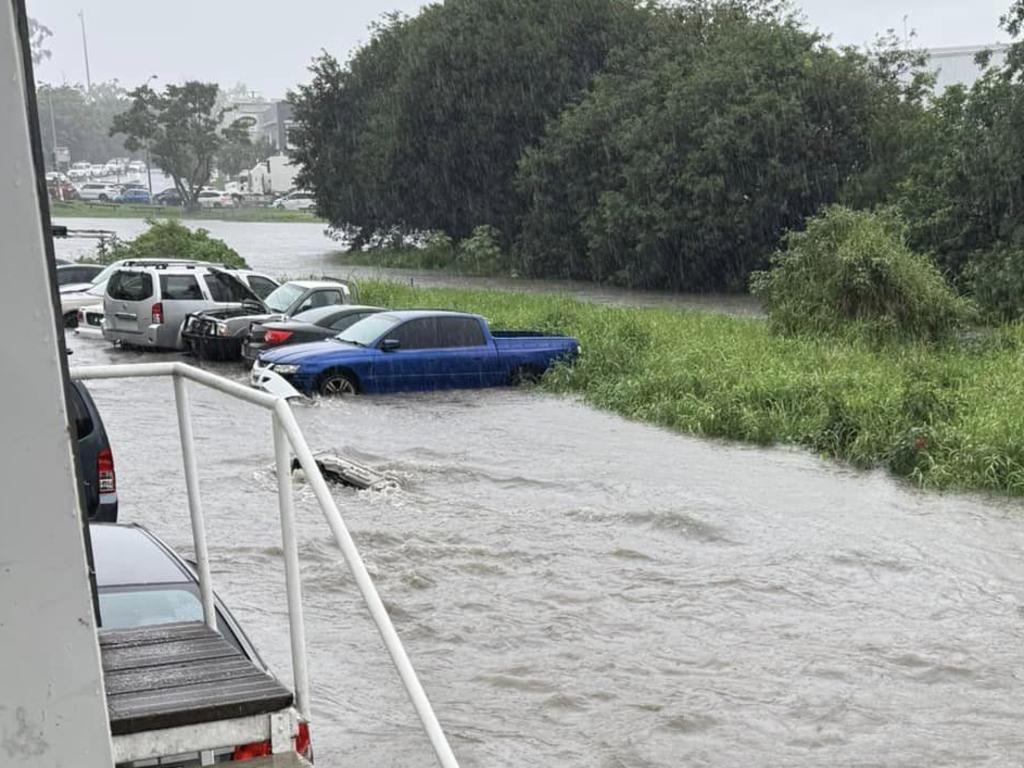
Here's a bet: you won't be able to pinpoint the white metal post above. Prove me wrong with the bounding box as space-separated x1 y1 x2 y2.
173 373 217 631
274 401 461 768
273 415 311 719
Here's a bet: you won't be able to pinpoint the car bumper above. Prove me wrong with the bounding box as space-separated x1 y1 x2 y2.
241 341 269 362
183 331 243 360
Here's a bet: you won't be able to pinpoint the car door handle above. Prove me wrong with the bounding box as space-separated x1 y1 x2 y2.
114 312 137 320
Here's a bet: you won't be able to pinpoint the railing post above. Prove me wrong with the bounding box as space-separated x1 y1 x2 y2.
273 414 311 719
173 373 217 631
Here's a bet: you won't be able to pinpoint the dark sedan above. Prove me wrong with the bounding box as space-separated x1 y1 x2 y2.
242 304 384 362
70 381 117 521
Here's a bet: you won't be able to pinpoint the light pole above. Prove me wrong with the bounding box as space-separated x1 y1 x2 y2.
78 10 91 92
41 83 63 201
145 75 157 200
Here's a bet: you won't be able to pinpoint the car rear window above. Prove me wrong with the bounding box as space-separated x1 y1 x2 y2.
159 274 204 301
437 317 486 347
107 270 153 301
204 272 257 302
98 586 203 630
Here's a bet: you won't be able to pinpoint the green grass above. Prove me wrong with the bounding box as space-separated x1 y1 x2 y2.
51 200 323 224
358 280 1024 496
336 247 508 276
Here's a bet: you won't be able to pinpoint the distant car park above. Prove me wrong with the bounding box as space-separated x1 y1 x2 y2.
77 182 120 201
153 188 182 206
274 190 316 211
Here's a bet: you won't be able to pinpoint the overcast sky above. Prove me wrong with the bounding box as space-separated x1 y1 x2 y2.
27 0 1010 97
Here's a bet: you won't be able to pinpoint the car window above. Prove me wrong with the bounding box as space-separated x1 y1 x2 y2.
246 276 278 299
337 314 401 346
297 289 343 312
390 318 439 350
328 312 368 332
68 385 93 438
159 274 204 301
264 283 305 313
107 270 153 301
436 317 486 347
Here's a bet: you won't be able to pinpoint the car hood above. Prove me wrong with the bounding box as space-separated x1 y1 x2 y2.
260 339 367 365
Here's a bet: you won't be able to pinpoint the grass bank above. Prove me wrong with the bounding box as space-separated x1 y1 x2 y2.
359 280 1024 496
336 246 507 276
51 200 323 224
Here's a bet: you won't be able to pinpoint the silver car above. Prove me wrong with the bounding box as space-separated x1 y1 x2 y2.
102 264 278 350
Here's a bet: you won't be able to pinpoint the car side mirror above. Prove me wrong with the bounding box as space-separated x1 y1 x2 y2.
380 338 401 352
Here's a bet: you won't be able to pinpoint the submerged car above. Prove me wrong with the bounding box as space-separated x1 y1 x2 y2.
251 309 580 396
90 522 312 765
242 305 385 362
183 279 355 360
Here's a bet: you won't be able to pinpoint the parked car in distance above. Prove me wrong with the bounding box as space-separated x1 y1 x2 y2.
274 190 316 211
183 279 354 360
252 310 580 396
153 187 182 206
242 305 385 362
103 264 278 350
77 182 120 201
196 189 235 208
115 188 152 204
57 263 105 289
70 381 117 521
88 522 312 765
68 162 92 180
89 163 106 177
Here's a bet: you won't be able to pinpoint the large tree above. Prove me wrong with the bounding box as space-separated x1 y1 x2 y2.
515 2 931 290
290 0 643 243
37 81 134 167
110 81 251 207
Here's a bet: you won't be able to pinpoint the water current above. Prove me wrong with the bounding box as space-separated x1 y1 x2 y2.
59 219 1024 767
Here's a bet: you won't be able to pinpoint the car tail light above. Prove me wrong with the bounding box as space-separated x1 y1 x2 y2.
231 741 272 761
151 302 164 325
231 721 311 762
97 447 115 494
264 329 293 346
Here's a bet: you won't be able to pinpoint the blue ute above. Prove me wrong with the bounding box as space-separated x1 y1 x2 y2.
252 310 579 396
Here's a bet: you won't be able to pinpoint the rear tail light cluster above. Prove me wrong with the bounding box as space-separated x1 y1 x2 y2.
97 447 116 494
151 302 164 325
264 329 293 346
231 720 311 762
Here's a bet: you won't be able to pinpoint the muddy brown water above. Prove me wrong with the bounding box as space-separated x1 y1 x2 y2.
60 219 1024 766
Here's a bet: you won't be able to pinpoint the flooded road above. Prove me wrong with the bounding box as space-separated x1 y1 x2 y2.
52 217 762 315
68 331 1024 767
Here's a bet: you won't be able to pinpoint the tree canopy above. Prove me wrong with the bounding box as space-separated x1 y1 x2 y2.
37 82 134 167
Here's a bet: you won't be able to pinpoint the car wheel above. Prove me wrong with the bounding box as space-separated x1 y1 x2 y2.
510 365 543 386
318 371 358 397
98 194 108 201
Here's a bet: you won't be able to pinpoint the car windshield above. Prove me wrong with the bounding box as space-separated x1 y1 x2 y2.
335 314 400 346
86 281 107 297
91 262 121 285
264 283 305 313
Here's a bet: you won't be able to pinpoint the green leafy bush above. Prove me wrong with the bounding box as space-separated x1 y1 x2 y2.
964 243 1024 321
752 206 971 342
88 219 247 268
455 226 508 274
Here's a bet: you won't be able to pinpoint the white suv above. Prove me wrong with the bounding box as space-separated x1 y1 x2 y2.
274 190 316 211
196 189 236 208
78 183 120 201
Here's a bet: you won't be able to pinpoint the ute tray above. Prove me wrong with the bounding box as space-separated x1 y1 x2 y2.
100 621 293 735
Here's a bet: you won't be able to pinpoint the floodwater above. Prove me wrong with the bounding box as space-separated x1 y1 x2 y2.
69 327 1024 767
52 217 762 315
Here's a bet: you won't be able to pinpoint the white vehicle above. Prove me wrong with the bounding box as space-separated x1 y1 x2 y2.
77 182 120 202
74 302 105 337
196 189 236 208
127 160 146 173
274 190 316 211
68 162 91 180
90 163 106 177
60 281 107 327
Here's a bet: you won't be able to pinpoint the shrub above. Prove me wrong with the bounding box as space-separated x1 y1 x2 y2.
965 243 1024 322
751 206 971 342
86 219 247 268
455 226 508 274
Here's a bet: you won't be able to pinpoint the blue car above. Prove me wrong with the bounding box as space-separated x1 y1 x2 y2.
251 310 580 396
115 188 151 204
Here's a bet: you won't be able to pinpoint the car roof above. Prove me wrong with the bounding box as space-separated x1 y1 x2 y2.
284 279 352 289
90 523 192 587
291 304 382 323
379 309 481 320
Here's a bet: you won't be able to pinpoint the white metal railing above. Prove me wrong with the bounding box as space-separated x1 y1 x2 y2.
71 362 460 768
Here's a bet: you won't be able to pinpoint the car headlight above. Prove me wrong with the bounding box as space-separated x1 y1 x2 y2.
272 364 300 375
215 322 231 337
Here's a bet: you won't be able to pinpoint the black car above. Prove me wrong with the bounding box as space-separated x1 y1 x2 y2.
153 187 182 206
242 305 385 362
70 381 117 521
